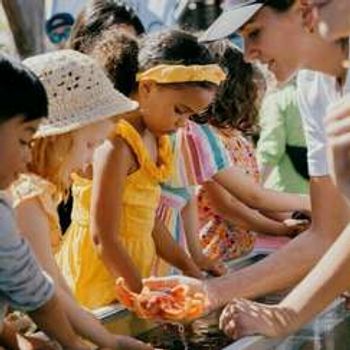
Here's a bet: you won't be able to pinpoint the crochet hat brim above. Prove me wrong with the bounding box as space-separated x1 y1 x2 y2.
34 93 138 138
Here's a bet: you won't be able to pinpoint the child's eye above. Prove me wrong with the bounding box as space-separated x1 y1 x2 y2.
19 139 33 148
174 106 183 115
249 29 260 40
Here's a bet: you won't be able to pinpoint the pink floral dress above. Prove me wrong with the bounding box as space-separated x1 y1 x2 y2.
197 128 258 261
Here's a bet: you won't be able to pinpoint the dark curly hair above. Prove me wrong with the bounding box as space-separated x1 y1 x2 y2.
90 28 139 96
193 40 265 134
138 29 218 91
69 0 144 53
265 0 296 12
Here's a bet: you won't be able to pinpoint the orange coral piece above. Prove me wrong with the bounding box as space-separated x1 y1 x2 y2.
115 278 206 322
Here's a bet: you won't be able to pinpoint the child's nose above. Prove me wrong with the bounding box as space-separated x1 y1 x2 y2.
22 147 32 169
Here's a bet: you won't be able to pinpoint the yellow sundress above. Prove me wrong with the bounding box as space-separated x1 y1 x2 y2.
11 173 62 254
57 119 173 309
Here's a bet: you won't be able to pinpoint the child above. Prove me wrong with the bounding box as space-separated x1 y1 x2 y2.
88 29 228 277
11 50 151 350
155 44 310 272
57 1 145 234
57 29 227 309
0 53 93 350
70 0 145 52
196 41 306 262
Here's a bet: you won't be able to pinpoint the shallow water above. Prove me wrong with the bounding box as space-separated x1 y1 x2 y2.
137 313 233 350
137 253 273 350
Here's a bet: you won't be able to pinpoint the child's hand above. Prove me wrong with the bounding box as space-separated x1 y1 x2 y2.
291 210 312 223
283 218 310 237
326 95 350 200
181 263 205 279
195 255 227 277
113 335 154 350
16 334 61 350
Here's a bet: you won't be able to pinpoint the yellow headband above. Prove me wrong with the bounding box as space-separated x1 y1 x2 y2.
136 64 226 86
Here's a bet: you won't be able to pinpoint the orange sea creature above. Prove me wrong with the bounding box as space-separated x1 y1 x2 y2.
115 278 207 322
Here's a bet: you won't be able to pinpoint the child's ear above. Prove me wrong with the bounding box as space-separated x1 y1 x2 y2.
138 80 157 101
297 0 317 33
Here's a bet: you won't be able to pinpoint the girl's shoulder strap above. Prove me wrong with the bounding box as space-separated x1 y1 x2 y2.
114 119 173 181
114 119 147 166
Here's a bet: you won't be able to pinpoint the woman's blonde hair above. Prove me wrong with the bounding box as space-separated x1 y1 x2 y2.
28 133 74 200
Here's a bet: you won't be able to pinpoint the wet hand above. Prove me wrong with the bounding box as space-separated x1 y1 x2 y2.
143 276 206 296
144 275 211 314
219 299 296 340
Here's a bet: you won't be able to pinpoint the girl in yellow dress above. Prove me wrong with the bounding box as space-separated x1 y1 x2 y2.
57 29 227 309
11 50 151 350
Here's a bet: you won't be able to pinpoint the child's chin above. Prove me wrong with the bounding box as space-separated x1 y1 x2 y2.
2 173 18 189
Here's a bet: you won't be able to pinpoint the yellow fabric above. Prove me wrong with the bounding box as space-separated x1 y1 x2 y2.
57 119 173 309
136 64 226 86
11 173 62 254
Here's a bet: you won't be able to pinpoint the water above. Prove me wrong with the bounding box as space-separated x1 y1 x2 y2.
102 251 350 349
137 312 233 350
136 253 272 350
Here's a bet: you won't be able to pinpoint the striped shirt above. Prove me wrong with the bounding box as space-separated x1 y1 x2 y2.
158 121 232 245
0 195 54 328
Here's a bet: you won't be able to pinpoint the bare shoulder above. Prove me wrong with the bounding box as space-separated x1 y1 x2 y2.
16 196 48 224
93 136 137 180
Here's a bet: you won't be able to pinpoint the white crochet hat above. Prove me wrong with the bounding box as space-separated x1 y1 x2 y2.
24 49 138 137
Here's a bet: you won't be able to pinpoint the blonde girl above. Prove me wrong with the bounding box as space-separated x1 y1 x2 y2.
11 50 151 350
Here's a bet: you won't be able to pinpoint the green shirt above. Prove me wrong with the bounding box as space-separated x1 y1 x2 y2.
257 82 309 194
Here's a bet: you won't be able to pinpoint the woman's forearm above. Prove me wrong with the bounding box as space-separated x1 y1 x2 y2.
280 223 350 332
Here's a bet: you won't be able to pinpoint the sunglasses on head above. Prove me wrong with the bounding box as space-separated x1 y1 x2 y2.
48 26 72 44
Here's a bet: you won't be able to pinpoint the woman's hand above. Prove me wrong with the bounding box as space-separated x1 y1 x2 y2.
219 299 297 340
143 275 221 314
144 276 205 294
